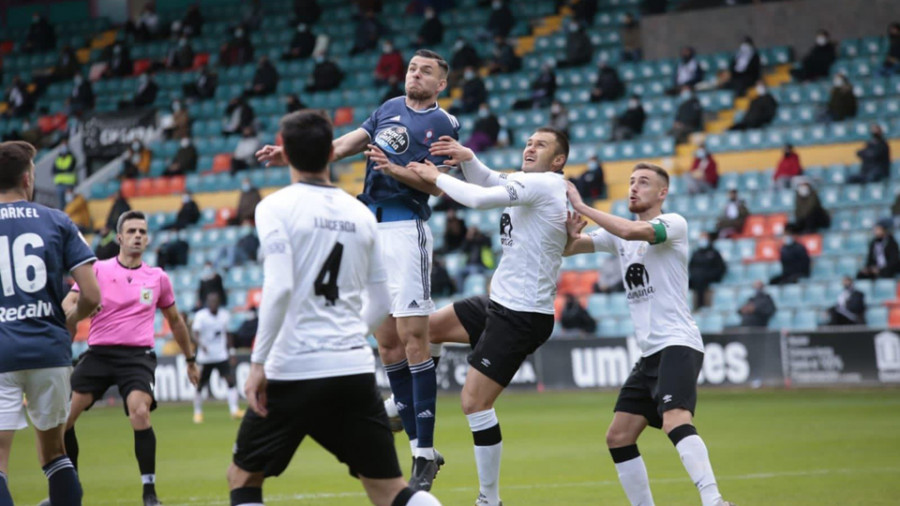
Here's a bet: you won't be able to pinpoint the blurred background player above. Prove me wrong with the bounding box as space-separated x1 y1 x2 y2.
191 292 243 423
61 210 199 506
0 141 99 506
229 110 441 506
257 49 459 491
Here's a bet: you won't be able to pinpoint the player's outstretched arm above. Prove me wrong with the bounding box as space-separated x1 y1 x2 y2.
162 304 200 386
429 135 503 187
365 144 442 196
66 263 100 336
333 128 371 161
566 181 655 242
255 144 287 167
564 211 596 257
409 160 520 210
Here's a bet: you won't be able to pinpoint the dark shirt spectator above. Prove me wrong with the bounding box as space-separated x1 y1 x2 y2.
724 37 761 97
245 57 279 97
163 138 198 177
105 190 131 231
374 43 405 85
157 236 189 270
166 36 195 70
770 229 811 285
182 5 204 36
453 67 487 115
670 86 703 144
183 66 218 99
689 233 726 310
222 97 255 136
168 100 192 140
54 45 79 81
241 0 264 30
611 95 646 141
825 74 857 122
293 0 322 25
94 227 120 260
197 263 227 309
715 189 749 238
350 9 385 55
69 74 95 113
620 12 641 61
129 4 160 42
513 62 556 109
792 30 836 82
773 144 803 188
234 308 258 348
23 14 56 53
486 1 514 39
572 156 606 201
106 42 133 78
306 52 344 92
729 82 777 131
283 23 316 60
669 46 703 94
416 7 444 46
487 36 521 74
441 209 468 254
738 281 776 328
450 38 482 86
164 192 201 231
857 224 900 279
794 181 830 234
285 94 306 113
6 77 34 118
235 179 263 224
219 27 255 67
849 124 890 183
125 74 159 109
431 258 457 297
687 145 718 194
828 277 866 325
557 22 593 68
561 295 597 334
571 0 598 26
880 22 900 76
464 104 501 153
590 60 624 103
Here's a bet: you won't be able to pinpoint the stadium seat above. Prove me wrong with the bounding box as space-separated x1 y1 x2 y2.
136 178 154 197
797 234 822 257
212 154 232 173
866 307 888 328
120 179 137 199
765 214 789 236
873 279 898 303
213 207 236 227
753 238 781 262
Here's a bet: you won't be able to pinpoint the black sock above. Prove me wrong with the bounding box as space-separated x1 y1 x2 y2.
391 487 415 506
42 455 82 506
64 427 79 471
231 486 263 505
0 470 12 506
134 427 156 497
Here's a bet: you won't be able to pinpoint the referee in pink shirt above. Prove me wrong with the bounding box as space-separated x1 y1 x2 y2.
62 210 199 506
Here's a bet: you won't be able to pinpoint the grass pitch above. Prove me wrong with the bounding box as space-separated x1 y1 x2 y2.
7 388 900 505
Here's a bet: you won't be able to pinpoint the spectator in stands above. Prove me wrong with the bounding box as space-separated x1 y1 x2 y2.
64 190 92 233
219 26 255 67
105 41 133 78
156 233 189 270
121 140 152 179
451 67 487 115
620 12 641 62
857 223 900 279
53 45 79 82
849 124 890 183
449 37 481 87
231 126 261 173
557 21 593 69
233 178 262 224
416 7 444 46
791 29 836 82
283 23 316 60
183 64 218 100
23 13 56 53
770 226 811 285
128 4 160 42
431 257 457 297
570 0 598 26
723 36 760 97
513 60 557 110
373 41 405 86
69 73 95 114
166 36 195 71
561 295 597 335
729 81 777 131
94 227 120 260
293 0 322 25
572 154 606 202
879 22 900 77
119 73 159 110
241 0 264 30
222 96 255 136
5 77 33 118
793 179 830 233
593 255 624 294
349 9 385 55
773 143 803 188
457 226 494 289
827 276 866 326
306 50 344 92
234 307 258 349
737 280 776 328
441 208 468 253
689 231 727 310
164 99 192 140
163 137 198 177
611 94 646 141
53 138 77 209
164 191 201 231
715 188 749 238
668 46 704 95
484 0 514 39
670 85 704 144
182 5 204 37
487 35 521 74
2 118 44 147
687 143 718 194
589 58 624 103
549 100 570 136
381 75 405 103
285 94 306 113
105 189 131 231
222 227 260 268
823 73 857 122
244 56 279 97
464 103 501 153
197 262 227 309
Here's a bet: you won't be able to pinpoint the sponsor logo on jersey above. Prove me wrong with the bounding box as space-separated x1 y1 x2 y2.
0 300 53 323
624 263 655 301
375 126 410 155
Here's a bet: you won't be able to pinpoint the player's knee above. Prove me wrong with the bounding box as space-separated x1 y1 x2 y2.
460 390 490 415
227 463 263 489
606 425 637 448
378 342 406 365
128 403 151 425
661 409 692 434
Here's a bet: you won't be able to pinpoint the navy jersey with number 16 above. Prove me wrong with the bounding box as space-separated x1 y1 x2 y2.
0 201 96 373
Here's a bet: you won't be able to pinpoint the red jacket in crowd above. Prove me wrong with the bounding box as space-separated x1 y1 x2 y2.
375 50 405 82
774 152 803 182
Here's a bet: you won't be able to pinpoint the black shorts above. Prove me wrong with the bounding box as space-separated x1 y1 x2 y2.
232 373 401 480
70 345 158 415
198 360 235 391
453 295 555 388
614 345 704 429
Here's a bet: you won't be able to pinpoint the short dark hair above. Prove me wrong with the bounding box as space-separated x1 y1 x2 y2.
117 210 147 234
280 110 333 173
535 126 569 164
632 162 669 187
0 141 36 191
413 49 449 77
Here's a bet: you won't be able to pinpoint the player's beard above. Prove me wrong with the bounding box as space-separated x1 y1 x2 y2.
406 87 435 102
628 198 651 214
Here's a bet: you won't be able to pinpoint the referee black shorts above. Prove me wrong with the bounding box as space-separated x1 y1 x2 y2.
614 345 704 429
453 295 555 388
197 360 235 391
232 373 402 480
70 345 158 415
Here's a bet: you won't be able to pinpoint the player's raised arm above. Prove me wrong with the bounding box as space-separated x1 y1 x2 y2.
429 135 504 187
332 128 371 161
408 160 535 210
566 181 656 243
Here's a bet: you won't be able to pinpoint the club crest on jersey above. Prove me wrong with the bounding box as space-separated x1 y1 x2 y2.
139 287 153 305
499 213 514 246
375 126 410 155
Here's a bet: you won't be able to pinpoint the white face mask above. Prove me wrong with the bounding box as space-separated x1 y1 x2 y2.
202 266 214 278
241 182 251 192
816 35 827 45
588 160 598 171
756 84 767 95
628 99 639 108
797 185 811 197
783 236 795 246
297 24 306 32
382 45 392 53
464 70 475 80
740 42 752 52
181 138 190 148
132 142 141 151
833 77 843 87
172 102 181 111
74 75 83 85
492 1 502 9
454 40 464 50
551 104 561 114
182 195 191 204
478 108 489 118
698 238 709 248
681 90 691 100
695 148 706 158
425 10 435 19
569 23 578 32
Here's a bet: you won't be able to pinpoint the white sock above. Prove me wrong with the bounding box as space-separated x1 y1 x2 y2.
227 387 240 414
614 456 655 505
429 342 443 359
413 447 435 460
409 438 418 455
467 409 502 504
384 395 399 417
141 474 155 485
675 434 722 506
193 391 202 415
406 490 442 505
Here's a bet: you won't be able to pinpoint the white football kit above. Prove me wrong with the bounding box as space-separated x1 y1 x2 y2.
191 307 231 364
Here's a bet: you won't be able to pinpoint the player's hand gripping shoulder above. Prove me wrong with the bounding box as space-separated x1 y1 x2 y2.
564 211 594 256
566 180 587 211
428 135 474 166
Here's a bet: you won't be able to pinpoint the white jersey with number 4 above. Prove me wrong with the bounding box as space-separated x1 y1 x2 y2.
253 182 386 381
589 212 703 357
489 171 568 314
192 307 231 364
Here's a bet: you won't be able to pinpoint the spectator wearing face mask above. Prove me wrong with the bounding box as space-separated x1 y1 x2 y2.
668 46 704 95
165 36 195 71
729 80 777 131
486 35 521 74
715 188 749 238
849 124 890 183
163 137 198 177
167 100 192 140
549 100 569 137
105 41 133 78
484 0 514 40
243 56 279 97
234 307 259 348
611 94 646 141
306 50 344 92
285 94 306 113
53 138 77 209
163 191 201 231
687 144 718 194
589 58 624 103
827 277 866 326
560 295 597 335
688 232 726 310
770 226 811 285
791 30 836 82
464 103 501 153
736 281 776 328
619 12 641 62
69 73 94 114
196 262 227 310
879 22 900 77
119 73 159 110
823 73 857 122
23 13 57 53
282 23 316 60
416 7 444 46
572 155 606 202
350 9 385 55
183 65 218 100
219 27 255 67
231 127 261 174
222 96 255 136
773 144 803 188
233 178 262 225
670 85 703 144
450 67 487 115
793 180 830 234
556 21 593 69
857 224 900 279
121 140 152 179
512 60 557 110
449 37 481 87
723 36 760 97
373 41 404 86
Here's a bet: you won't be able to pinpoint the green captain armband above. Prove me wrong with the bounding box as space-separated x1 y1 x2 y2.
650 221 667 244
